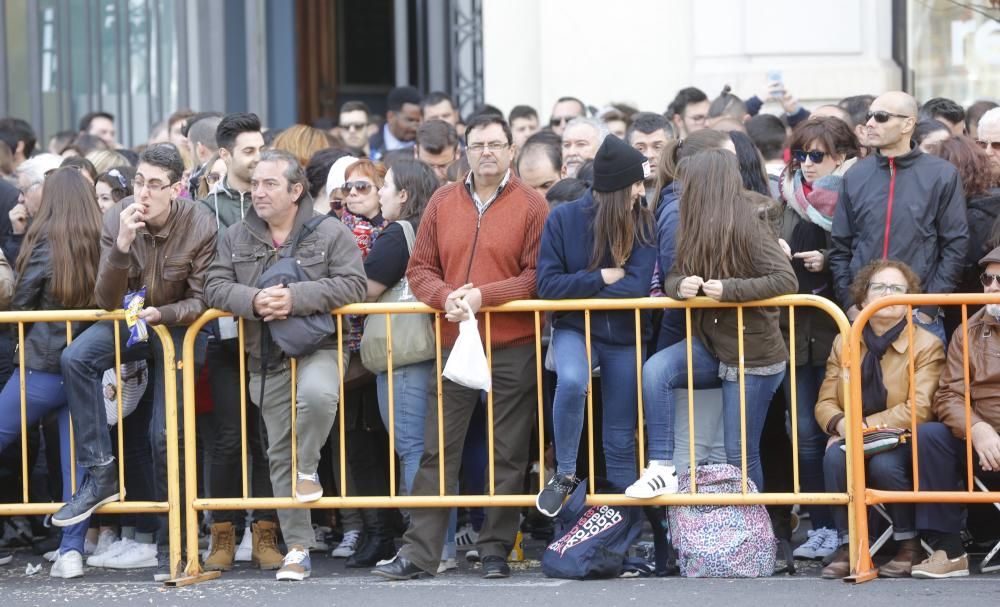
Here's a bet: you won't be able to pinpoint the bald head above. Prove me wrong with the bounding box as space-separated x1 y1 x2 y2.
875 92 919 118
866 92 919 156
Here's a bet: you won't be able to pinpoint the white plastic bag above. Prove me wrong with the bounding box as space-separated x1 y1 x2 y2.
442 301 492 391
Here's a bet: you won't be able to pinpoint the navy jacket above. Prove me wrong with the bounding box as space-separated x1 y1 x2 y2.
537 190 657 345
653 183 685 350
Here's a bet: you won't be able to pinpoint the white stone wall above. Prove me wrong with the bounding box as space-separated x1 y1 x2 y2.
482 0 902 119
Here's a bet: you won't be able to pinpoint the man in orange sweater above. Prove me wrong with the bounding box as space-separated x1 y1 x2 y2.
374 113 549 580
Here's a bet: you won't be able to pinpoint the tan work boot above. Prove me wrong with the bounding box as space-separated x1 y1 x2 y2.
203 522 236 571
878 538 925 578
252 521 284 570
820 544 850 579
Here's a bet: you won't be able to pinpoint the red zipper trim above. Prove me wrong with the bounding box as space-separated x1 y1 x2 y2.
882 158 896 259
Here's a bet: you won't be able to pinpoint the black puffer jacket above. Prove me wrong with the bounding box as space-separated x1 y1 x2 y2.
829 143 968 308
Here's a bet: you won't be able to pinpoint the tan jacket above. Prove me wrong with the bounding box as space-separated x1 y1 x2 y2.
934 308 1000 439
815 326 945 435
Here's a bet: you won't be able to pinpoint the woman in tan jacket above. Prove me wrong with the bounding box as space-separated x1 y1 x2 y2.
817 259 945 579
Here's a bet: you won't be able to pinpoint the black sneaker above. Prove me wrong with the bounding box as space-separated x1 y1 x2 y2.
153 550 186 582
51 461 120 527
536 474 579 517
481 555 510 579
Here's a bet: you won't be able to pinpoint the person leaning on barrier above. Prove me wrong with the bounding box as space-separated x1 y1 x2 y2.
373 113 549 581
815 259 945 580
205 148 366 582
911 246 1000 579
51 143 218 582
534 135 657 517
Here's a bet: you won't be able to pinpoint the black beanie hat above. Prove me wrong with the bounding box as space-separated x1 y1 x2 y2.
592 135 651 192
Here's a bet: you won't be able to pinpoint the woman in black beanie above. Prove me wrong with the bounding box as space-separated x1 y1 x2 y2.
534 135 657 516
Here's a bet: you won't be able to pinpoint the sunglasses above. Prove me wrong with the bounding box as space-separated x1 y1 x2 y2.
342 181 372 194
976 139 1000 152
340 122 367 132
792 149 827 164
549 116 577 127
981 272 1000 287
866 110 911 123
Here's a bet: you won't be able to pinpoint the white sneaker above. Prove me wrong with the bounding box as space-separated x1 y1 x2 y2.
330 529 362 558
793 527 838 560
235 528 252 562
625 463 678 498
815 527 840 559
92 529 118 556
437 557 457 573
102 541 157 569
50 550 84 579
87 538 134 567
454 524 479 551
44 549 59 563
83 537 97 555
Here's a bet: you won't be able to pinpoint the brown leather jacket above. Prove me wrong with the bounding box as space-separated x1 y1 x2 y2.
96 197 217 326
934 308 1000 438
815 326 945 435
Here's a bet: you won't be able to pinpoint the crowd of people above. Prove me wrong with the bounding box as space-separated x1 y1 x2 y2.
0 79 998 583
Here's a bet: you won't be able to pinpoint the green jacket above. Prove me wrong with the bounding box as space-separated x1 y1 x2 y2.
199 177 254 232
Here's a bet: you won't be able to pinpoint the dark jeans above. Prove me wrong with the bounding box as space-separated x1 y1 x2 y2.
399 344 536 574
824 441 915 541
206 338 274 526
62 321 206 549
782 364 834 529
94 389 157 535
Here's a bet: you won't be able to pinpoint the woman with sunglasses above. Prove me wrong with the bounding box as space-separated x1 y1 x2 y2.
776 116 859 560
816 259 945 579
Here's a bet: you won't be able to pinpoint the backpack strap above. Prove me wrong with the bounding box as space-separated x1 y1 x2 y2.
282 214 331 258
397 220 416 254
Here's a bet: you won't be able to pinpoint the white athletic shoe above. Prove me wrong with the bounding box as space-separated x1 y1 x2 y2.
50 550 84 579
92 529 118 556
87 537 135 567
102 541 157 569
625 463 678 499
235 527 253 562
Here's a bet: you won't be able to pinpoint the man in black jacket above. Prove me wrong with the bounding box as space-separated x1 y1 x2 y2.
829 91 968 340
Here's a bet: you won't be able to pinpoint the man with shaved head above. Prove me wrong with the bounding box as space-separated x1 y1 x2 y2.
829 91 968 342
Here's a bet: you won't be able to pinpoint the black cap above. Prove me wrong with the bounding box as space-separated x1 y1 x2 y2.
592 135 651 192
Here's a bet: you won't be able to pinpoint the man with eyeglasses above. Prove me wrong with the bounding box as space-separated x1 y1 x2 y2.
667 87 709 138
337 101 372 156
374 113 549 582
52 143 218 582
829 91 968 342
976 107 1000 182
369 86 422 161
908 246 1000 579
548 96 586 136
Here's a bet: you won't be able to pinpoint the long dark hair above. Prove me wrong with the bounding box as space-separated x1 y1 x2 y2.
588 186 655 271
16 169 103 307
388 158 440 223
729 131 771 196
653 129 730 212
674 150 767 279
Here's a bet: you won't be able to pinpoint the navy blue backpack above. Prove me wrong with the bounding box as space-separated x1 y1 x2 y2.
541 479 645 579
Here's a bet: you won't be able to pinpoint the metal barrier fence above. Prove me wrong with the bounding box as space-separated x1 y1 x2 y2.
177 295 856 583
0 310 183 580
847 293 1000 583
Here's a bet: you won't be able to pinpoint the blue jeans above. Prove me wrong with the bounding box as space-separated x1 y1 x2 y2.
375 360 456 558
62 321 206 548
0 369 87 553
642 336 784 490
913 309 946 344
782 364 834 529
551 328 639 489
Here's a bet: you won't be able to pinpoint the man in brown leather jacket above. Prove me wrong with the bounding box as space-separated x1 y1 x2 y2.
912 246 1000 579
52 143 217 581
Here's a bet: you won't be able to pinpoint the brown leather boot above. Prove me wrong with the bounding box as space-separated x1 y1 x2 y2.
252 521 284 570
821 544 850 579
203 522 236 571
879 538 925 578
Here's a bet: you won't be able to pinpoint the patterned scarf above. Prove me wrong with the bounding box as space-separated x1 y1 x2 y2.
780 157 856 232
340 212 386 352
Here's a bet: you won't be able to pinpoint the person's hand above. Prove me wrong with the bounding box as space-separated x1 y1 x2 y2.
757 81 784 102
971 422 1000 472
778 238 792 260
444 283 473 320
137 307 162 325
445 298 473 323
677 275 704 299
847 305 860 322
461 288 482 315
116 202 146 253
702 279 725 301
601 268 625 285
781 91 801 114
260 286 292 322
253 289 271 318
794 250 825 272
835 419 847 438
8 204 28 236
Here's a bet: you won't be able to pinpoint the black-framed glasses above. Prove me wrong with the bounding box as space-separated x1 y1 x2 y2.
866 110 911 124
343 181 373 194
976 139 1000 152
981 272 1000 288
132 177 175 192
549 116 576 127
792 149 827 164
467 142 508 154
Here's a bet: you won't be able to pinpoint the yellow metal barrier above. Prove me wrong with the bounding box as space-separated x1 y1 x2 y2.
177 294 854 582
848 293 1000 583
0 310 182 580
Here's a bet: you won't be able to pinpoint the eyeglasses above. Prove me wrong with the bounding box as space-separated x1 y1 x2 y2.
868 282 907 296
980 272 1000 287
976 139 1000 152
866 110 912 124
467 142 509 154
342 181 373 194
132 177 176 192
549 116 577 127
204 172 223 186
792 149 827 164
340 122 367 132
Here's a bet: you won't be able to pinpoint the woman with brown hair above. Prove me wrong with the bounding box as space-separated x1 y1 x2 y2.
272 124 338 168
0 168 103 578
628 149 797 498
535 136 657 515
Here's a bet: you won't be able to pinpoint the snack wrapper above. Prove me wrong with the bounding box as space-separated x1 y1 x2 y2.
123 287 149 347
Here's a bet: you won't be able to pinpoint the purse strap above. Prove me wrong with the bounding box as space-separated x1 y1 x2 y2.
398 220 415 254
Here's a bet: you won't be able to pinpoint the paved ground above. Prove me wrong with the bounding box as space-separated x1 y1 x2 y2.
4 537 1000 607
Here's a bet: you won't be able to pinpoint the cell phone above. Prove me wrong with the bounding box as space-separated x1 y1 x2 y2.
767 70 784 97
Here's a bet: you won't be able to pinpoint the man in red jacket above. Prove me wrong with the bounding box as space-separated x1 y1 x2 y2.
374 113 549 581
